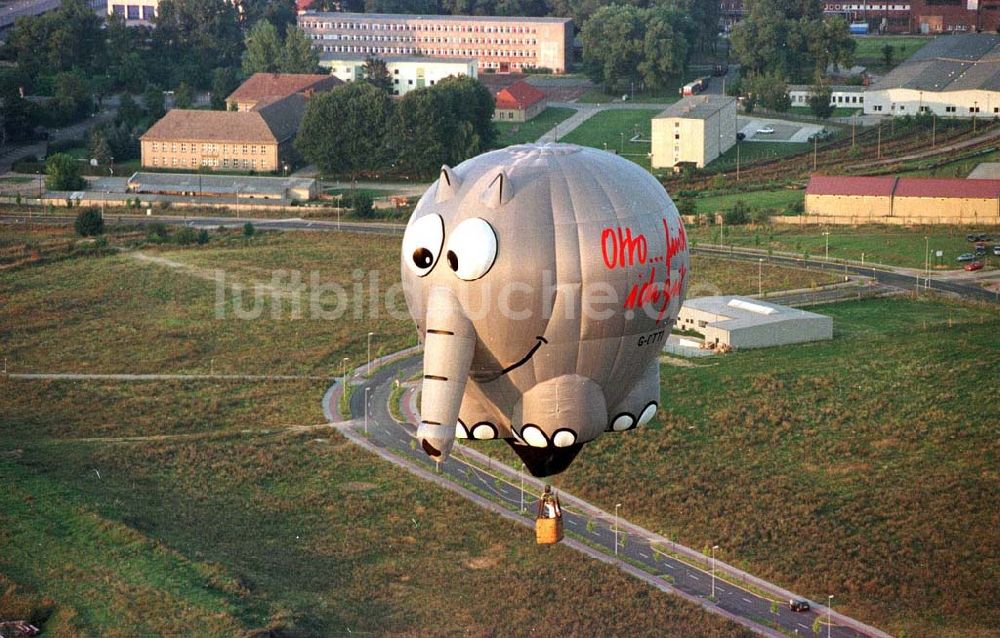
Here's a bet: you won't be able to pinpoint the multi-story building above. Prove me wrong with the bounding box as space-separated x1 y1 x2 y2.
864 33 1000 118
822 2 912 33
651 95 737 170
319 54 476 96
140 94 306 173
225 72 343 111
298 11 574 73
910 0 1000 33
107 0 158 26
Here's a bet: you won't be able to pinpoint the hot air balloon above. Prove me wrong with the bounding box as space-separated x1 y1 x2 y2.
401 143 689 477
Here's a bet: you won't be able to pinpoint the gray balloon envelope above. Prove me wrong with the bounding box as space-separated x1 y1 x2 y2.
401 143 690 476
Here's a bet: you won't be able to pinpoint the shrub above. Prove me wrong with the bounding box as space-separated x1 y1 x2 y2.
174 227 197 245
243 222 255 239
196 229 210 245
723 200 749 225
350 191 375 218
74 208 104 237
147 223 169 242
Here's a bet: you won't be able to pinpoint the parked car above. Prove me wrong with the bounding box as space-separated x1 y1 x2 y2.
957 252 975 262
789 599 811 612
756 126 775 134
993 245 1000 256
975 244 987 255
966 233 991 242
964 261 984 271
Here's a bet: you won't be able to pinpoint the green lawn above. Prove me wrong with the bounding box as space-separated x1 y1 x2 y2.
495 106 575 147
472 296 1000 638
685 224 1000 269
900 148 1000 179
708 141 811 172
852 35 933 70
789 106 861 118
691 189 804 216
560 109 661 170
575 73 703 104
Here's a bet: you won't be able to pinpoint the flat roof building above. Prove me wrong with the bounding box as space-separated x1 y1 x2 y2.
140 94 306 173
127 172 317 201
494 80 547 122
319 53 476 96
225 72 343 111
788 84 865 110
651 95 737 170
677 296 833 350
298 11 573 74
864 33 1000 118
805 175 1000 224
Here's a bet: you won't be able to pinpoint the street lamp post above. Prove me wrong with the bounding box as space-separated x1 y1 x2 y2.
341 356 350 395
620 131 624 154
367 331 374 377
924 235 930 289
711 544 719 599
823 231 830 261
827 595 833 638
758 258 763 296
519 463 525 513
614 503 621 557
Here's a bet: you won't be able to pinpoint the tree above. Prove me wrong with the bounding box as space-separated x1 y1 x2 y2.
48 71 93 125
238 0 296 35
242 19 282 75
637 7 688 91
174 81 195 108
242 221 255 239
117 93 143 129
350 191 374 218
362 56 393 93
436 75 497 157
153 0 243 88
749 71 790 112
143 85 166 120
210 67 239 110
4 0 104 79
46 153 86 191
881 43 895 68
279 27 319 73
74 208 104 236
366 0 438 12
295 82 394 179
0 87 38 146
808 78 834 119
90 132 113 164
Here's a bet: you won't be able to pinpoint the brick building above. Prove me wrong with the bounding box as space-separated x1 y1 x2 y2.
297 11 574 73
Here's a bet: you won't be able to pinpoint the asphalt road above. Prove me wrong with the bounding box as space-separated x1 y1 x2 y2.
340 355 887 638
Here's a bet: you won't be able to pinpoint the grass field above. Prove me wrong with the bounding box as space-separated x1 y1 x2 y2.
900 148 1000 178
852 35 932 71
559 109 661 170
0 226 790 637
691 189 804 216
495 107 575 146
472 296 1000 638
789 106 861 118
686 224 1000 269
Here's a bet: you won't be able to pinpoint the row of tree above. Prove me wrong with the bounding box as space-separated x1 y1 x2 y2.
296 76 496 179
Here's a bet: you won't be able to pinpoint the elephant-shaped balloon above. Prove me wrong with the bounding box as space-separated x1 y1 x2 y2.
401 143 689 477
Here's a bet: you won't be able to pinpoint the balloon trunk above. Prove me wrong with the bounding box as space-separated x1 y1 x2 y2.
417 286 476 463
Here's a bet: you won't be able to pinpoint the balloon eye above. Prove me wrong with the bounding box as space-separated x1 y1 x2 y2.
414 248 434 269
445 218 497 281
402 214 444 277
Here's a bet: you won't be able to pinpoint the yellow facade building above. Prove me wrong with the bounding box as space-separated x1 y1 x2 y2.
651 96 737 170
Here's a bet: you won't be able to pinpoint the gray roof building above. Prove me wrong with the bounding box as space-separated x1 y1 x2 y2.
677 296 833 350
870 33 1000 93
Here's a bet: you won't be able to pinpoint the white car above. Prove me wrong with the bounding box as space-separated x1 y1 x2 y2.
756 126 775 134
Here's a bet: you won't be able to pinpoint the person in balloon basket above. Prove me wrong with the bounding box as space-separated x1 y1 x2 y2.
540 485 561 519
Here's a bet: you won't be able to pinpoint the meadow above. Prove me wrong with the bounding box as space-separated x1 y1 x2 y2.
686 224 1000 269
709 141 812 172
559 109 661 170
851 35 932 71
1 224 818 637
495 107 575 146
472 296 1000 638
690 188 804 217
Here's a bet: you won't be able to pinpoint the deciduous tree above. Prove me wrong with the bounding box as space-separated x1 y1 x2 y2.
45 153 86 191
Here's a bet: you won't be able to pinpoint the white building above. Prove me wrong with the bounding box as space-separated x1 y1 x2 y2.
651 95 737 170
676 296 833 350
319 54 477 96
863 33 1000 118
107 0 158 25
788 84 865 110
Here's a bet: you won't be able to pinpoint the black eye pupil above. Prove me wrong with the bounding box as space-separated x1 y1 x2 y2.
447 250 458 272
413 248 434 269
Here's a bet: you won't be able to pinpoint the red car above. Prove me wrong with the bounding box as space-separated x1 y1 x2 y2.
964 261 984 271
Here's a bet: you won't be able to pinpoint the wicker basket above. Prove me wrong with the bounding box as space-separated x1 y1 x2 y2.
535 516 564 544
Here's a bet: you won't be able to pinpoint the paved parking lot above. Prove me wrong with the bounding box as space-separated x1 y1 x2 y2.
738 116 825 143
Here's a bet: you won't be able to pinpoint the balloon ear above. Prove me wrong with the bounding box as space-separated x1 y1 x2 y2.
436 165 460 203
480 170 512 210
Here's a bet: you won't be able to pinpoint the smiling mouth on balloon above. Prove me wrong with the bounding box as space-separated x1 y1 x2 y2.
472 336 547 383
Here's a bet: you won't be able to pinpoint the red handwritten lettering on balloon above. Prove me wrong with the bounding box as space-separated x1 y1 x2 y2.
601 227 647 269
620 218 687 323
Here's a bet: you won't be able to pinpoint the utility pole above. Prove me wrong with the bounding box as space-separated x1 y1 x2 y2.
614 503 621 557
877 123 882 160
851 114 856 148
519 463 525 513
932 114 936 147
736 142 741 182
711 545 719 599
813 135 818 171
364 387 370 435
758 258 763 296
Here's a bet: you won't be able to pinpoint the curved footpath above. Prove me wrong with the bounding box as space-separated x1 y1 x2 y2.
323 350 891 638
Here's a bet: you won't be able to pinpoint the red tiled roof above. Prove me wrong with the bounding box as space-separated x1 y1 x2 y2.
805 175 897 197
895 177 1000 199
296 0 314 10
495 81 546 110
226 73 342 104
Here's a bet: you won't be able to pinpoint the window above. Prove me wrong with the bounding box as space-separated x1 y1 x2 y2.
126 4 139 19
142 5 154 20
674 134 680 140
945 106 956 113
181 143 187 152
970 106 980 113
873 105 883 112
